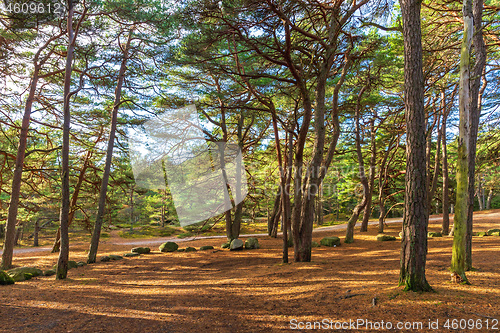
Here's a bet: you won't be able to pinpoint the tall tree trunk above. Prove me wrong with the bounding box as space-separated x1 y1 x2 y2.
1 64 40 270
398 0 432 292
486 188 493 210
441 91 451 235
87 28 133 264
345 83 369 243
361 118 376 232
268 189 281 237
451 0 473 284
57 0 76 279
428 114 442 209
465 0 486 271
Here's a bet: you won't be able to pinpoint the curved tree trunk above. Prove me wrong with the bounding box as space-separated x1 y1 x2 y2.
87 28 133 264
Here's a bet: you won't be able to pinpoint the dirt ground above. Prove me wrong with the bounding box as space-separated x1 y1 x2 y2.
0 211 499 332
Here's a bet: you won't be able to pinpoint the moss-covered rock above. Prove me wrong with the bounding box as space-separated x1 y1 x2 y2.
244 238 260 249
0 271 14 285
311 241 320 248
77 261 87 267
124 252 140 257
185 247 197 252
177 248 185 252
68 261 79 269
230 239 244 251
109 255 123 260
200 245 214 251
6 267 41 282
43 269 56 276
487 229 500 236
475 232 488 237
100 256 111 262
320 237 341 247
131 247 150 254
428 232 442 238
159 242 178 253
491 231 500 236
376 234 396 241
221 242 230 249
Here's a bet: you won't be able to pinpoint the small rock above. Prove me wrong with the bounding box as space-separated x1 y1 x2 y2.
185 247 197 252
475 232 488 237
311 241 320 248
487 228 500 235
177 248 185 252
200 245 214 251
244 238 260 249
491 231 500 237
0 271 14 285
428 232 442 238
109 255 123 260
43 269 56 277
100 256 111 262
124 252 140 257
77 261 87 267
131 247 150 254
68 261 79 269
376 234 396 241
159 242 178 253
221 242 230 249
230 239 244 251
320 237 341 247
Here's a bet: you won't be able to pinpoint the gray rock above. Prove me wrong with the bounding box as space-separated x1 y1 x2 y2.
230 239 244 251
320 237 341 247
159 242 178 252
244 237 260 249
376 234 396 241
124 252 140 257
77 261 87 267
109 255 123 260
200 245 214 251
131 247 150 254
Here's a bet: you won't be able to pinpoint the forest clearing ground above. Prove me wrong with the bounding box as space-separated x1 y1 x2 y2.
0 211 499 332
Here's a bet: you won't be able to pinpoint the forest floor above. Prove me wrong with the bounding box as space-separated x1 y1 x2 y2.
0 211 499 332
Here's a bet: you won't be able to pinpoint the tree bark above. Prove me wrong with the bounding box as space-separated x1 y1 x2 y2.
441 91 451 235
57 0 76 279
1 64 40 270
451 0 473 284
486 188 493 210
345 83 370 243
361 118 376 232
398 0 432 292
87 28 133 264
